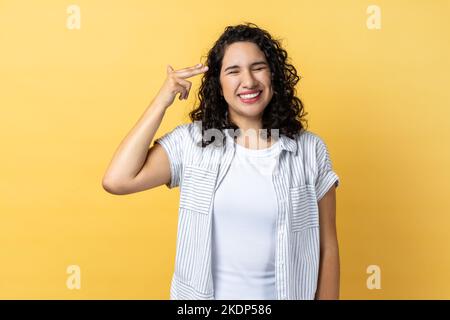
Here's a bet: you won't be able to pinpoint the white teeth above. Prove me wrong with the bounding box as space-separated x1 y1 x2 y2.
239 91 261 99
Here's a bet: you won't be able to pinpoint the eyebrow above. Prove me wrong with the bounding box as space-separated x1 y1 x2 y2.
224 61 268 72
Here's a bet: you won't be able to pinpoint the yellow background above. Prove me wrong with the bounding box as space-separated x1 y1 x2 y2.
1 0 449 299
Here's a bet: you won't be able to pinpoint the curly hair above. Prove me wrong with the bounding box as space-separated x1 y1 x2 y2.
189 22 308 147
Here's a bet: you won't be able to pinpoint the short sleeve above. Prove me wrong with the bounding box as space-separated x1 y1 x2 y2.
314 136 340 202
154 124 187 189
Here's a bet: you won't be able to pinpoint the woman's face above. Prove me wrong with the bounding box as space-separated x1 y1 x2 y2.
219 41 273 124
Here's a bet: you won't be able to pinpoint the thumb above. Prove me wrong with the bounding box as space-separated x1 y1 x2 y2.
167 64 174 74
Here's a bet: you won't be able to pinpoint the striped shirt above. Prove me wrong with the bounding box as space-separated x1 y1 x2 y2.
154 121 340 300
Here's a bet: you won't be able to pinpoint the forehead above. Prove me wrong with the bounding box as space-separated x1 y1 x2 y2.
222 41 267 65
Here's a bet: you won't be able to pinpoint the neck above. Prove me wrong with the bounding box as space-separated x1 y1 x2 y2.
228 112 273 149
228 109 263 132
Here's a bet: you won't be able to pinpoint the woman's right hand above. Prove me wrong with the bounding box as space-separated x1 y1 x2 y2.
153 63 209 109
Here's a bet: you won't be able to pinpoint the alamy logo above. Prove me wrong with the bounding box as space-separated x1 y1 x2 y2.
195 120 280 148
66 5 81 30
366 264 382 289
194 120 281 173
366 5 382 30
66 265 81 290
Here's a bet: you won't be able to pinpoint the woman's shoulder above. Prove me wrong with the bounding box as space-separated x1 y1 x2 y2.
296 129 327 148
165 121 204 146
166 122 198 137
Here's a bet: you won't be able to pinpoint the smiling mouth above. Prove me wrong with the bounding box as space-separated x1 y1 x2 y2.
238 90 262 98
238 91 262 104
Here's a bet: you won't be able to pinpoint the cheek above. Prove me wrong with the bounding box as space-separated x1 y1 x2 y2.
254 72 271 87
262 73 272 86
222 79 238 96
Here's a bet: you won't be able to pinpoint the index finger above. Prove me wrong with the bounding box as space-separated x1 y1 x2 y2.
174 65 209 79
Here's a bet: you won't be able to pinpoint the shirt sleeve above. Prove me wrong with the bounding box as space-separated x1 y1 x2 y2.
153 124 187 189
314 136 340 202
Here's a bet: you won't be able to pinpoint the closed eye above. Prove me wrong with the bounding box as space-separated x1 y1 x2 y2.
228 67 266 74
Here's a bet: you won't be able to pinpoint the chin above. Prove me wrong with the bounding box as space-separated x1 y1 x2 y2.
237 106 267 117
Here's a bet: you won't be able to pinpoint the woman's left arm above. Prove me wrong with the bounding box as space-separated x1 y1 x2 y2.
315 184 340 300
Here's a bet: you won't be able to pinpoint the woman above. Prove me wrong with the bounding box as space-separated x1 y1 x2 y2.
102 22 340 300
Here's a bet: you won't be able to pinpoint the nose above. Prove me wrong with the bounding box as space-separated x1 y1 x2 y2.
241 69 258 88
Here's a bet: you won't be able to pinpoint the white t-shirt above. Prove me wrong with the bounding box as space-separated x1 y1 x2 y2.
212 139 282 300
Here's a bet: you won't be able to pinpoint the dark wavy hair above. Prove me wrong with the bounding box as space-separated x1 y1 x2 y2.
189 22 308 147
